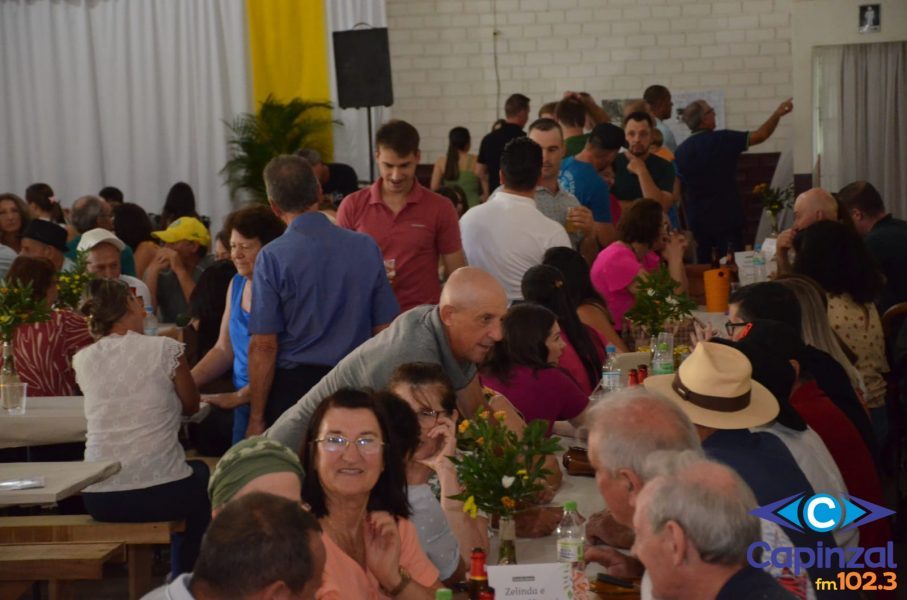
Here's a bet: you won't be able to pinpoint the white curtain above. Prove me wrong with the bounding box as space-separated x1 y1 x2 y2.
326 1 390 183
0 0 250 234
814 42 907 216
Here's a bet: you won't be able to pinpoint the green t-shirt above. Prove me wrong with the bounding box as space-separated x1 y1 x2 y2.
564 133 589 158
611 153 675 202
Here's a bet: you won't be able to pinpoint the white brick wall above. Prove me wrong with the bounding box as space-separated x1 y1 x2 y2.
385 0 793 160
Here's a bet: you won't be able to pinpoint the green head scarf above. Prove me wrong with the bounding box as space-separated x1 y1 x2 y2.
208 437 305 508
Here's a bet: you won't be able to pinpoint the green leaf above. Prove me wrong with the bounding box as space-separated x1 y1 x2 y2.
221 95 340 203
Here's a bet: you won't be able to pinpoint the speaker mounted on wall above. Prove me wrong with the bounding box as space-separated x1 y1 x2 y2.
333 28 394 109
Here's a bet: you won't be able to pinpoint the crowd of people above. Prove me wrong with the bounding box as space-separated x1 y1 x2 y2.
0 83 904 600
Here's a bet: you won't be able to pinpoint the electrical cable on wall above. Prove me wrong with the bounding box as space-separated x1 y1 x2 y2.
492 0 501 116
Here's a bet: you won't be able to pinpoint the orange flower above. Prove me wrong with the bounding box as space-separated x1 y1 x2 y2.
501 496 516 510
493 410 507 421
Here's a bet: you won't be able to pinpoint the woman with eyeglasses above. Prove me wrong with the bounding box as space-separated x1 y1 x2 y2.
73 278 210 577
385 363 488 587
589 197 687 332
301 388 442 599
190 205 285 444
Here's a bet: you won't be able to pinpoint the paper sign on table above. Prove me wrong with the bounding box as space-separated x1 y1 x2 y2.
760 237 778 278
735 251 756 286
487 563 573 600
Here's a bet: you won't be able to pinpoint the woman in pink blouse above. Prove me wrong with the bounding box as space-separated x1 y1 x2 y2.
482 303 590 436
1 256 92 396
589 198 687 331
301 389 442 599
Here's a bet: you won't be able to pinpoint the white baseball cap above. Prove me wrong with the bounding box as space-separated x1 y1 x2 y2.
77 228 126 252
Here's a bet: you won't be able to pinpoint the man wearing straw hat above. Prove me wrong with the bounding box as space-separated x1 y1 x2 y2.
642 342 840 558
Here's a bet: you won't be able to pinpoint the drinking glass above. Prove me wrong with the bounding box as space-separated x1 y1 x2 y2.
1 382 27 416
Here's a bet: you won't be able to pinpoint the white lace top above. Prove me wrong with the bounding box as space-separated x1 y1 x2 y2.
74 331 192 492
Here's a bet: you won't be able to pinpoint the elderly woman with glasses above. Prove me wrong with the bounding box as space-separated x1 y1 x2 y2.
590 198 687 332
301 388 442 599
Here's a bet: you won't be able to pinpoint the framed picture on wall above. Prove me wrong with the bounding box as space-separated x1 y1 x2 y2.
859 4 880 33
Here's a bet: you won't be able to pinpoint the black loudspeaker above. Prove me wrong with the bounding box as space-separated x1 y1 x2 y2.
333 28 394 109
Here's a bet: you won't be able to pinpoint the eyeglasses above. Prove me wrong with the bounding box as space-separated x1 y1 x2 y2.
416 408 441 426
314 434 384 456
725 321 750 336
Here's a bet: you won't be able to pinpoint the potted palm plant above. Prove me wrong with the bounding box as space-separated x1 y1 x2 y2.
221 95 337 202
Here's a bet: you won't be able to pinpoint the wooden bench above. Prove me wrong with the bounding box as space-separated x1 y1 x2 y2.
0 515 184 600
0 542 125 600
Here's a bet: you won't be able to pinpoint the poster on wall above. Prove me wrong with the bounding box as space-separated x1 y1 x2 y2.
859 4 880 33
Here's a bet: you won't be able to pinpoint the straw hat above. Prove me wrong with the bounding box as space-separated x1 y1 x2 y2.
643 341 779 429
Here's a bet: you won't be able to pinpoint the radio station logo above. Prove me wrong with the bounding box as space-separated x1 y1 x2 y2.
747 491 897 589
752 492 893 534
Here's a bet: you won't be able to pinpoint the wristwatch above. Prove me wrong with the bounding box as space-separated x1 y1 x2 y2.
380 566 412 597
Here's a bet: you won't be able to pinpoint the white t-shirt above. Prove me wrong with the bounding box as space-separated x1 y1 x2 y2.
459 190 571 301
74 332 191 492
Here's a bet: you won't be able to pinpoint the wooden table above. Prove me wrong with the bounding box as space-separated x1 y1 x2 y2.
0 461 121 507
0 541 125 600
0 397 211 449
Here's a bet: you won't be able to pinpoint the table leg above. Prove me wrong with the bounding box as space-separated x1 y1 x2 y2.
128 545 153 600
48 580 74 600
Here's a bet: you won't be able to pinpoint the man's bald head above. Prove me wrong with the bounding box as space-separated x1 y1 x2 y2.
439 267 507 365
792 187 838 232
440 267 506 310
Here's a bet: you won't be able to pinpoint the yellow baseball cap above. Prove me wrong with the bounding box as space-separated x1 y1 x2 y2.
152 217 211 246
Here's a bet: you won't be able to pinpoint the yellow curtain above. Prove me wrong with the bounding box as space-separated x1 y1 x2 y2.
246 0 333 157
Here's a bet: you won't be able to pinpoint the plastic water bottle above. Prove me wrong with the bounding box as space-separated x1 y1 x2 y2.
601 344 621 393
143 306 158 336
651 332 675 375
752 245 767 282
556 501 585 565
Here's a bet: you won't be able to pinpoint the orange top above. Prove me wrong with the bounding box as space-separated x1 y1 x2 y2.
316 516 440 599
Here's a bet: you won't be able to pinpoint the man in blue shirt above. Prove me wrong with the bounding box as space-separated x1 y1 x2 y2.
246 155 400 436
675 98 792 263
559 123 625 249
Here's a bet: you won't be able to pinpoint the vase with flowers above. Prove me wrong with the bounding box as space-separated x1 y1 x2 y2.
753 182 794 237
450 409 562 564
624 265 697 352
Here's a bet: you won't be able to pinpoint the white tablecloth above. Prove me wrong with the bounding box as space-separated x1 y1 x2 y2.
0 396 85 449
0 461 121 506
0 397 211 449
